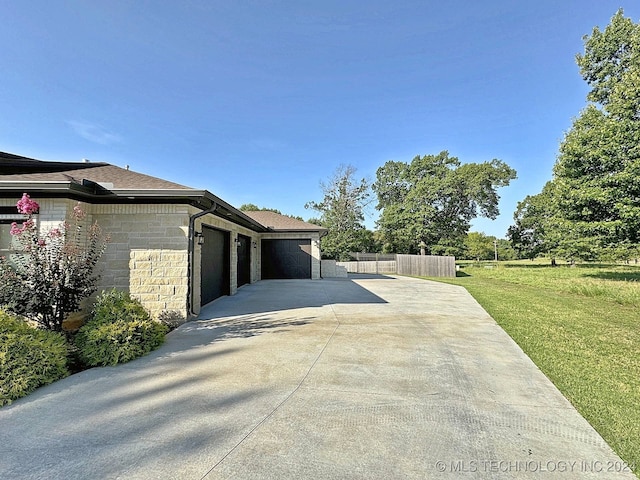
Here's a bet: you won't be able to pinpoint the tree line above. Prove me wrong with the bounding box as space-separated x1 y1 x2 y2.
304 154 517 261
509 9 640 263
264 10 640 263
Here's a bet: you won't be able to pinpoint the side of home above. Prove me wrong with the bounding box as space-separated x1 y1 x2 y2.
0 152 326 320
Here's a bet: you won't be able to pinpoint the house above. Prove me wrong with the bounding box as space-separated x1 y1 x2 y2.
0 152 326 319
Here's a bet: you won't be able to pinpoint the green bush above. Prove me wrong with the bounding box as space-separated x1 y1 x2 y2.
0 310 69 406
75 290 168 367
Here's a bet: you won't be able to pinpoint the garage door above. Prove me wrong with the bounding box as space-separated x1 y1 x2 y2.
201 226 230 305
261 239 312 279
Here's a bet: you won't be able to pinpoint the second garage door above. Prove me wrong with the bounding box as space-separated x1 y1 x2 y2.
201 226 230 305
261 239 312 279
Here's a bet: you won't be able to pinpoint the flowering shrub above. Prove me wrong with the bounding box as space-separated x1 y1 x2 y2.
0 194 108 332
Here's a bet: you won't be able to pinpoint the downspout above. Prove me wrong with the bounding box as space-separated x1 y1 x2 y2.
187 202 217 317
319 229 329 278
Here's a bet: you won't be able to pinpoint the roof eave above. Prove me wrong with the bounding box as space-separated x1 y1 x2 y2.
0 181 92 195
199 191 270 232
0 183 270 232
264 228 328 233
111 190 269 232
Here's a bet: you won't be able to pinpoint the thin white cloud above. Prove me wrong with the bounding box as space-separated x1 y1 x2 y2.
67 121 122 145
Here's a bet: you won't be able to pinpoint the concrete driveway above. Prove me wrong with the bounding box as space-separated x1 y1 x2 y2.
0 276 635 479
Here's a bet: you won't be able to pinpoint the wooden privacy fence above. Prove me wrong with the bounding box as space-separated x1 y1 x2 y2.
335 260 397 274
334 254 456 278
396 254 456 277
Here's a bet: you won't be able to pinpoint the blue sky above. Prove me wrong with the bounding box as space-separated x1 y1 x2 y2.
2 1 639 238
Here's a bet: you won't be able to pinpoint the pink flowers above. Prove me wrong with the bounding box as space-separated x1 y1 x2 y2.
10 222 24 236
9 219 35 237
9 197 87 243
0 193 108 331
72 203 86 220
8 195 88 247
9 194 40 237
16 193 39 215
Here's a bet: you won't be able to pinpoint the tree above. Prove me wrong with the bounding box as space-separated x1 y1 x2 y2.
508 184 559 260
0 194 108 331
355 228 384 254
239 204 282 214
373 151 516 254
576 9 639 107
550 9 640 260
508 10 640 262
495 238 517 261
464 232 494 261
305 165 371 260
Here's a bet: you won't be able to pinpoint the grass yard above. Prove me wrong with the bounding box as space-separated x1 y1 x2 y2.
424 262 640 476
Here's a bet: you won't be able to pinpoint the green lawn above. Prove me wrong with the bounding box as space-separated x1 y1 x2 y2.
424 262 640 476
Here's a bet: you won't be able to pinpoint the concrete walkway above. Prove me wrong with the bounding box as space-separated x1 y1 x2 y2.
0 276 635 479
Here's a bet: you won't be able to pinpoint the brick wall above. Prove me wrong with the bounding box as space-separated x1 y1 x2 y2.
92 204 190 318
2 195 324 320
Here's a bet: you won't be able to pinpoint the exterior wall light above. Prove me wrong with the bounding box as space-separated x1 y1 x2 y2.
195 231 205 245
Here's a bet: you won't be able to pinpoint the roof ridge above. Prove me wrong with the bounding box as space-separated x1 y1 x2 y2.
241 210 325 230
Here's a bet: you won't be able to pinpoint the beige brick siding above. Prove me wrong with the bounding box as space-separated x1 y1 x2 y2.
2 196 323 320
0 197 86 236
0 197 91 252
92 204 190 319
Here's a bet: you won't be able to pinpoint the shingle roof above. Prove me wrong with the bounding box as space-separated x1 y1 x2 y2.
0 152 191 190
242 210 326 231
0 152 319 233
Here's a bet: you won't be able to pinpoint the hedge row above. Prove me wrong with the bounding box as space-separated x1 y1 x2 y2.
1 290 170 406
0 311 69 406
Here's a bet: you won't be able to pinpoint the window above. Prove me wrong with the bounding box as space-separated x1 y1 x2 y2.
0 206 29 257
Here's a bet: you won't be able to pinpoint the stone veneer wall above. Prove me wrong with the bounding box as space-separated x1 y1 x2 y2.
91 204 191 319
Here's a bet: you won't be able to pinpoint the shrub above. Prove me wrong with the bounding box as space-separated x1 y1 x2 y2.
157 310 187 331
0 310 69 406
75 290 168 367
0 194 109 332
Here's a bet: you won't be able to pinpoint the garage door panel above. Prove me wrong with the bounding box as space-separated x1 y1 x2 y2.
262 239 311 279
201 226 230 305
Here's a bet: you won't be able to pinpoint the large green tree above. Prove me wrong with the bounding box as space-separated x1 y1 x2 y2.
508 182 560 260
305 165 371 260
509 180 612 263
549 9 640 260
464 232 495 261
373 151 516 254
